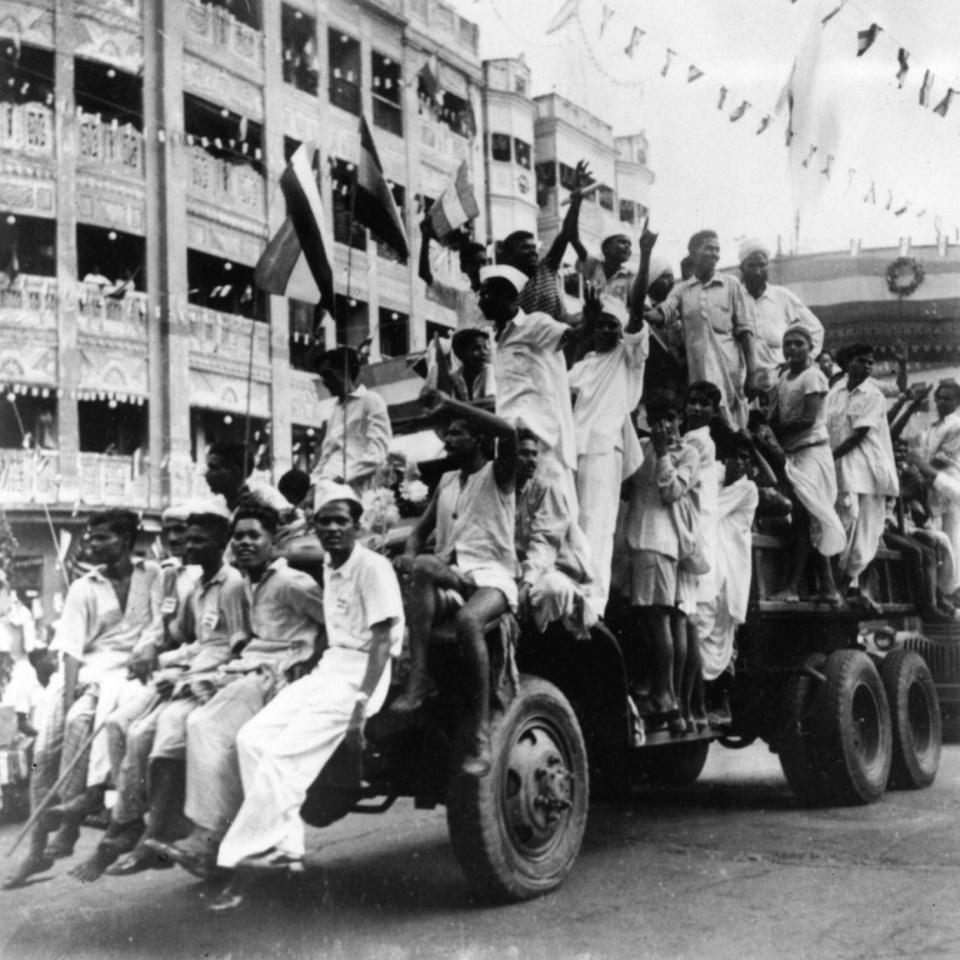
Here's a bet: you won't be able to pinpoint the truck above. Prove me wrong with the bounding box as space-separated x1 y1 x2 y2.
288 502 942 904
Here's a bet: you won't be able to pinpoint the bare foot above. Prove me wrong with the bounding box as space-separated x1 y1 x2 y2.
2 852 54 890
69 846 118 884
390 678 435 714
770 588 800 603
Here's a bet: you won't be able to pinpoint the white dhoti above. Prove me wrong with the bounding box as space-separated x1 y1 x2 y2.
529 570 598 636
217 647 390 868
184 672 275 836
837 492 887 580
576 450 622 612
784 443 846 557
931 504 960 593
87 674 146 788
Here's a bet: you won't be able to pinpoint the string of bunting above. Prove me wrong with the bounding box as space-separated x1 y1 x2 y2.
540 0 960 236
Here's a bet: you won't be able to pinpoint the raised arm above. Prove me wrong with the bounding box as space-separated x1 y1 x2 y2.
544 160 593 271
628 226 657 330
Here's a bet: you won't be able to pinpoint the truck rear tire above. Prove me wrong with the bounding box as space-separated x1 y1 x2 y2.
446 675 588 903
779 653 831 805
880 650 941 789
817 650 892 805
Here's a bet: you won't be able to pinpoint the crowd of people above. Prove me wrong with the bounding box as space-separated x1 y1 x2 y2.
3 160 959 910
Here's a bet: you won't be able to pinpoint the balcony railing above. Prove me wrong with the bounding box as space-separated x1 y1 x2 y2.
77 116 144 178
77 288 149 342
0 449 59 506
419 118 470 162
185 0 264 69
187 305 270 367
0 102 54 158
187 145 266 220
0 275 58 327
0 449 152 508
80 452 150 507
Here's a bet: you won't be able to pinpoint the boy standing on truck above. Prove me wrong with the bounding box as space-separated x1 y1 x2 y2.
622 390 701 733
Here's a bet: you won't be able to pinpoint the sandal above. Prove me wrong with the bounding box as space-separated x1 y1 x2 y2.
236 848 305 874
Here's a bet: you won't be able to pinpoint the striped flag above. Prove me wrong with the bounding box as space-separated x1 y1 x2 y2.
429 161 480 241
254 144 334 307
856 24 881 57
919 70 935 107
355 115 409 263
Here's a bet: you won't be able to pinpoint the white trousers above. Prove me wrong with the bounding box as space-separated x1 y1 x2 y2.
529 570 598 637
576 449 622 612
87 675 145 788
931 504 960 593
216 647 390 868
837 492 887 580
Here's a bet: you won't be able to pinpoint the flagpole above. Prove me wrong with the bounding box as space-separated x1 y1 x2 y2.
242 307 257 480
342 163 359 485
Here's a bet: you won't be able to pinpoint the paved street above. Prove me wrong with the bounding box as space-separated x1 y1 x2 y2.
2 743 959 960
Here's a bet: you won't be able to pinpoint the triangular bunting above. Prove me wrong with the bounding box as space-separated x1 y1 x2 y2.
687 65 704 83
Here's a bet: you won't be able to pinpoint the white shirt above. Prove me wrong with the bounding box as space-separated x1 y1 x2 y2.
824 378 899 497
494 308 576 469
322 544 404 657
746 283 823 386
569 328 649 455
315 385 392 487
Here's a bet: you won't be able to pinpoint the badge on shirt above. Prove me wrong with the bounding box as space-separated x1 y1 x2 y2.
202 609 219 631
161 597 177 615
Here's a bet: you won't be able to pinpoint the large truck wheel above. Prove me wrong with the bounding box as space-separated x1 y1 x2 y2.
817 650 892 805
880 650 941 789
779 653 831 804
446 676 588 903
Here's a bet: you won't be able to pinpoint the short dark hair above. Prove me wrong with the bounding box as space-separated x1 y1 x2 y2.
503 230 535 250
315 346 361 382
231 500 280 536
845 342 874 361
87 509 139 548
688 230 718 255
936 379 960 401
278 468 311 506
206 441 247 475
451 328 488 361
517 427 541 446
460 241 487 262
185 512 231 542
686 381 722 411
646 388 682 424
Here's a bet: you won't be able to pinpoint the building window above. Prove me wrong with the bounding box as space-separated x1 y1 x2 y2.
289 298 323 371
491 133 511 162
331 158 366 251
619 198 636 225
183 93 263 174
372 51 402 136
333 293 368 349
0 42 54 108
535 161 556 209
425 320 452 343
437 91 474 138
77 224 145 294
378 307 409 357
513 138 531 170
559 162 578 191
597 185 614 212
0 214 56 278
328 29 361 115
191 408 269 470
75 57 142 130
281 4 318 96
376 181 405 262
0 393 57 450
79 399 147 455
292 423 320 473
187 249 263 320
198 0 262 30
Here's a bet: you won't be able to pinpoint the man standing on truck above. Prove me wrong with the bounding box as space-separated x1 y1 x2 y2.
391 392 519 778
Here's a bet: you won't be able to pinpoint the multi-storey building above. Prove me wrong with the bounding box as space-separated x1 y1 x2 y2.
0 0 486 614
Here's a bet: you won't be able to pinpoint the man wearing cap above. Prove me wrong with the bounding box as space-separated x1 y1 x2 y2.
647 230 758 430
569 288 648 611
391 393 518 777
155 500 324 882
69 503 248 882
500 159 593 324
207 485 402 905
312 346 392 497
4 510 163 889
481 262 578 515
739 239 823 392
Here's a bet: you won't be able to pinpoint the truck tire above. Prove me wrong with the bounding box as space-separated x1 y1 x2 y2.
817 650 892 805
446 675 588 903
779 653 831 805
879 650 941 790
645 740 710 786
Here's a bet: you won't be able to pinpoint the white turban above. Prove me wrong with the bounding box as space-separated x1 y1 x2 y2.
648 255 673 282
738 238 772 264
181 497 233 522
315 482 363 513
479 264 529 295
161 503 191 524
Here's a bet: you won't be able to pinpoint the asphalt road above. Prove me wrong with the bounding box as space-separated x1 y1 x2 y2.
2 743 959 960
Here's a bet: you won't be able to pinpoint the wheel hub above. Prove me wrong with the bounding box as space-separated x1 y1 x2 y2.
502 725 575 854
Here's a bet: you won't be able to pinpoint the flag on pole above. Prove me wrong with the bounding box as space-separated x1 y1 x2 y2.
254 143 334 306
856 24 881 57
896 48 909 87
919 70 935 106
624 26 644 58
933 87 956 117
429 161 480 241
354 115 409 263
729 100 751 122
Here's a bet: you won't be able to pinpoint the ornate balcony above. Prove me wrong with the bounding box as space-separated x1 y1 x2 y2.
187 305 270 368
185 0 264 71
77 288 149 343
79 452 150 507
0 449 59 506
0 102 54 159
186 145 266 221
76 115 144 179
419 118 470 163
0 276 58 329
